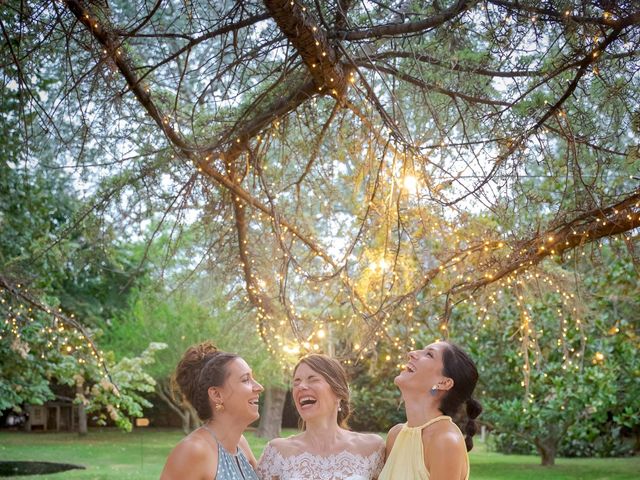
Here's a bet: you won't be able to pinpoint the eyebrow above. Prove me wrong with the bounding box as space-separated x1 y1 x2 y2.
293 374 318 381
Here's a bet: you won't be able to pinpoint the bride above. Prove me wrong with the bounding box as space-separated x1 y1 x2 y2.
257 354 384 480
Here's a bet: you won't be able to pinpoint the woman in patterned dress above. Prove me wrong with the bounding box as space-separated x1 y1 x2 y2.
161 342 264 480
257 354 385 480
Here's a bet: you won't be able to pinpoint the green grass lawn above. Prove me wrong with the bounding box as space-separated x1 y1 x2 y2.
0 428 638 479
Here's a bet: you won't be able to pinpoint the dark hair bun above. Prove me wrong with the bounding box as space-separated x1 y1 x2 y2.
463 398 482 451
174 342 239 421
175 342 219 405
466 397 482 419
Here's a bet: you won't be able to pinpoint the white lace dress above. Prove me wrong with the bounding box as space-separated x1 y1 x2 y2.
256 444 384 480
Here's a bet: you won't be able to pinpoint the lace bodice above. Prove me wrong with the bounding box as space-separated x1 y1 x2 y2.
256 443 384 480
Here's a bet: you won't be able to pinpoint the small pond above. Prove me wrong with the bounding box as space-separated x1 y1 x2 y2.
0 461 85 476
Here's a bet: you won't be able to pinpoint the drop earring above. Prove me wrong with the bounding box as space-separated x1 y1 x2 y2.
430 385 438 396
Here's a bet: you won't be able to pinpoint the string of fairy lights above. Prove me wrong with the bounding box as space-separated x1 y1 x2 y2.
240 202 636 380
0 281 108 373
11 1 634 393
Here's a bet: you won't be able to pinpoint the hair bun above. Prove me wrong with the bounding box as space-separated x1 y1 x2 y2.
466 397 482 419
196 342 218 360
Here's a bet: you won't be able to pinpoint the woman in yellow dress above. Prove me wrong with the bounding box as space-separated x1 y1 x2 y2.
379 341 482 480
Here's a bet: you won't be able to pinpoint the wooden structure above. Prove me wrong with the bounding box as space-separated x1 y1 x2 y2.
25 401 79 432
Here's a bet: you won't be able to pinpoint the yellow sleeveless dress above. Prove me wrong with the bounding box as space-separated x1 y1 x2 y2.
378 415 469 480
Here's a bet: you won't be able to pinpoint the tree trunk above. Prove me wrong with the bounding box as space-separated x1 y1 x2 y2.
77 404 87 436
256 386 286 439
156 380 192 435
535 436 557 466
76 384 88 436
180 409 190 434
23 405 32 432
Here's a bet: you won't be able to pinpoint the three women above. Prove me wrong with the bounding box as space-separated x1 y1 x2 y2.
162 340 481 480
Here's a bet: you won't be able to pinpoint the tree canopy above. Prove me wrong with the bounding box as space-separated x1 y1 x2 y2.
1 0 638 401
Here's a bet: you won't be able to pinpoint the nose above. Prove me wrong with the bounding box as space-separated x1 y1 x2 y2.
254 380 264 392
293 382 307 391
408 350 418 360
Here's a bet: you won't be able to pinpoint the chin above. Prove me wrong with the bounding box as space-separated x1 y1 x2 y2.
394 372 407 387
297 411 311 422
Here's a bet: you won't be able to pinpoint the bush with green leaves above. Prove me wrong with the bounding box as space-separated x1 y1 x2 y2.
350 373 405 432
0 302 165 432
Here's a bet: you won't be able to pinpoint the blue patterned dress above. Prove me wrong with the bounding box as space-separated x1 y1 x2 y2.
203 426 259 480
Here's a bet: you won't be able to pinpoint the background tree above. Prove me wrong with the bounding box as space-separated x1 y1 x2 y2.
448 245 640 465
103 275 283 434
0 80 164 433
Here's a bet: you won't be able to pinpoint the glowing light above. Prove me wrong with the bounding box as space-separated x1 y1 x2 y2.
402 175 418 193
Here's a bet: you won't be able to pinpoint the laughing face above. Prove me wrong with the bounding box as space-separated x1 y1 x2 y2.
396 341 451 394
213 357 263 423
292 362 340 423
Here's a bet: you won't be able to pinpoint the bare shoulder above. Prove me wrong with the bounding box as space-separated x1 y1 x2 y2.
430 428 466 453
344 430 385 453
383 423 404 458
387 423 404 443
423 423 466 457
423 426 467 479
161 433 215 480
173 433 213 460
265 434 305 456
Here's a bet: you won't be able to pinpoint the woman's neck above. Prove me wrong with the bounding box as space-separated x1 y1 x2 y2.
402 389 443 427
302 417 343 452
204 416 245 453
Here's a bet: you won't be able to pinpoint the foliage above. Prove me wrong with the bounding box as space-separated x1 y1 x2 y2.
59 342 167 432
103 283 283 388
1 0 638 364
447 248 640 462
0 299 165 432
0 110 160 428
349 370 405 432
1 0 639 448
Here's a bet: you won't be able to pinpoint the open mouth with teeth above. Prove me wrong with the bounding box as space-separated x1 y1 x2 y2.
404 363 416 373
298 396 317 408
249 398 260 407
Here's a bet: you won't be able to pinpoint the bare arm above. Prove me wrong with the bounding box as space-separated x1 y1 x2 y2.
160 437 217 480
384 424 403 459
424 431 467 480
